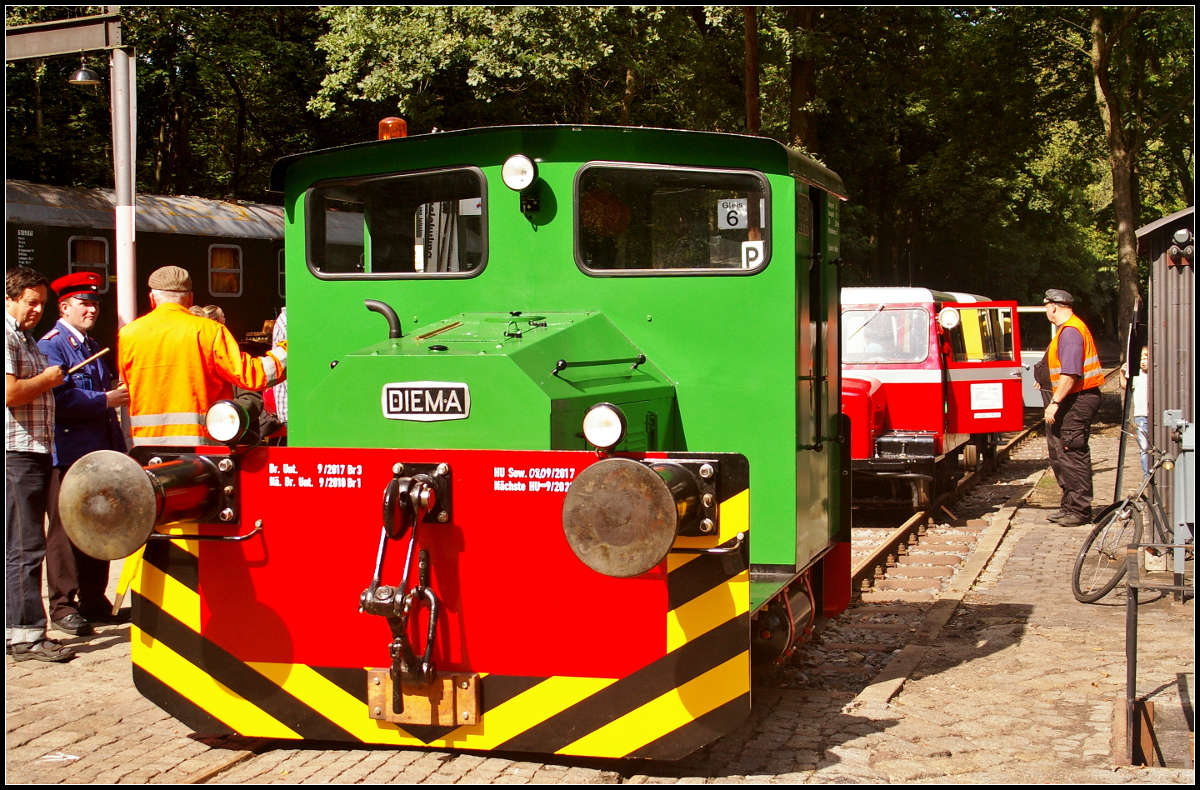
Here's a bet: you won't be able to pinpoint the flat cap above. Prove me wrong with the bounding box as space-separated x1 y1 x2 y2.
1043 288 1074 305
148 265 192 292
51 272 102 302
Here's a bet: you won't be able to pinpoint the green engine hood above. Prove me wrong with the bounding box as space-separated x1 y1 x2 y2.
306 312 677 451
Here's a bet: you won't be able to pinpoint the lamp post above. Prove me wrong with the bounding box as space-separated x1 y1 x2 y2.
107 46 137 330
7 8 137 329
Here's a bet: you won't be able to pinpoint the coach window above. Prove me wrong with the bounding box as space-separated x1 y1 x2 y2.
946 307 1016 363
209 245 243 297
306 167 486 278
842 308 929 364
68 236 110 294
576 164 770 274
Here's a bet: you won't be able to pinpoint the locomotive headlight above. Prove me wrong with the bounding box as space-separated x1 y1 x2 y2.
206 401 249 444
205 394 262 445
582 403 627 450
501 154 538 191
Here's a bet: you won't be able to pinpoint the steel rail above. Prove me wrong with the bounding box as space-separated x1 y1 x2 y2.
851 416 1044 594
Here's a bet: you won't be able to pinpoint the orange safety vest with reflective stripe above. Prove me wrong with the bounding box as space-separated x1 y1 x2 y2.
118 303 286 446
1047 314 1103 394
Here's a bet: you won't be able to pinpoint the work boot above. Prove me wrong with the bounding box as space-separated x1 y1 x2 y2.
1046 509 1068 523
51 613 94 636
1056 513 1090 527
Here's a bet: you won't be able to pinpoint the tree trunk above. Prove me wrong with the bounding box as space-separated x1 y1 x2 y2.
154 116 166 191
156 94 190 194
219 64 249 199
788 8 817 151
175 100 192 194
620 68 635 125
1090 7 1143 351
1167 146 1194 207
744 7 760 135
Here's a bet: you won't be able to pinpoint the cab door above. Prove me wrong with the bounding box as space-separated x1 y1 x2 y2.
939 301 1024 433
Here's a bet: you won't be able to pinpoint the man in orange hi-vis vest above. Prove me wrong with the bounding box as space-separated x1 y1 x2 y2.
1041 288 1104 527
118 266 286 447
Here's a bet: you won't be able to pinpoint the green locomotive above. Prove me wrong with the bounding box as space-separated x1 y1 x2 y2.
65 123 851 759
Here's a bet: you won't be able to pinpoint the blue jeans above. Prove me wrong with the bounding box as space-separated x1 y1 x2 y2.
5 451 52 645
1135 416 1150 477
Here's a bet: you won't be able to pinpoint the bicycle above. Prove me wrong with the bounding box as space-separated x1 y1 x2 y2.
1071 440 1191 603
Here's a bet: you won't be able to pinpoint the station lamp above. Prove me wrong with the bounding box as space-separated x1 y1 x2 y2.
68 59 102 86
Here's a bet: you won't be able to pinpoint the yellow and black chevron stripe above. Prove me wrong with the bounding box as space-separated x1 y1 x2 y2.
129 458 750 760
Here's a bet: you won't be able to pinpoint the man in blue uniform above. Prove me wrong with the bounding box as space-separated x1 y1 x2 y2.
38 272 130 636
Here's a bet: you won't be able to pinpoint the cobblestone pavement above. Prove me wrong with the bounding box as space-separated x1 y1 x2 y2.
827 433 1193 784
6 421 1193 783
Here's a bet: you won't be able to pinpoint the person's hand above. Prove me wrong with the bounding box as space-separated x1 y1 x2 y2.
42 364 66 388
1044 401 1059 425
106 384 130 408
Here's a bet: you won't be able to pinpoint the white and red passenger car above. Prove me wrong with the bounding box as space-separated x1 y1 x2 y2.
840 287 1024 508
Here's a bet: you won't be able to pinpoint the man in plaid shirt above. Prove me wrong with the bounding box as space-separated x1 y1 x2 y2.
5 266 73 662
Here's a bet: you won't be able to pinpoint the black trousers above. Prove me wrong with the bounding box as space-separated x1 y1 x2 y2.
46 466 112 620
1046 388 1102 519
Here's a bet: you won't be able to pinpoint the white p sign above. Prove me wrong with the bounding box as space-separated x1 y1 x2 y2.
741 240 764 269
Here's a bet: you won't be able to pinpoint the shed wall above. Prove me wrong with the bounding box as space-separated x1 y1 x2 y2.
1144 209 1194 518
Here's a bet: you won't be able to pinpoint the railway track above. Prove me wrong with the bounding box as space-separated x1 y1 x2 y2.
848 365 1123 602
763 412 1053 692
850 417 1046 599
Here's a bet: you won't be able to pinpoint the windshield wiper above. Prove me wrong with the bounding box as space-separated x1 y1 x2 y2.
845 303 885 344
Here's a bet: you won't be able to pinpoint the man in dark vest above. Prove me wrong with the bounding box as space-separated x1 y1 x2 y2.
1042 289 1105 527
38 272 130 636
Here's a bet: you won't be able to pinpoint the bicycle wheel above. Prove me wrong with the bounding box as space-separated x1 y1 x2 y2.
1072 501 1143 603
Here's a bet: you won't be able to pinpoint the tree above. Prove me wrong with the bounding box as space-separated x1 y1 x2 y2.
9 4 1191 329
6 6 335 202
124 7 333 201
310 7 620 127
1085 6 1193 345
6 7 117 189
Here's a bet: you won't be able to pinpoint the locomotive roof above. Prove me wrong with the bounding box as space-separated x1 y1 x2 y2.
841 287 990 305
5 180 283 240
269 124 847 200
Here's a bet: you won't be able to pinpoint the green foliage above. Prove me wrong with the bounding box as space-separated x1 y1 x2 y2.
6 7 114 188
310 7 748 131
122 7 336 200
6 6 338 201
5 5 1193 339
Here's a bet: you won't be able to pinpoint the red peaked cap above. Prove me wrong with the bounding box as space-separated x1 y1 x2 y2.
51 272 103 302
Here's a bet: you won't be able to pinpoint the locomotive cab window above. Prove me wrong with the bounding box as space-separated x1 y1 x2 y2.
576 164 770 274
842 308 929 364
306 168 485 278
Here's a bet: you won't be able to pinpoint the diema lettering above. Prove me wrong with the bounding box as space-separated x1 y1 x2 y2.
381 382 471 422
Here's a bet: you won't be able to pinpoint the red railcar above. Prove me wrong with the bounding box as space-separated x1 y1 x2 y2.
841 287 1024 508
